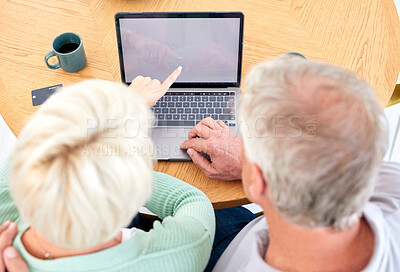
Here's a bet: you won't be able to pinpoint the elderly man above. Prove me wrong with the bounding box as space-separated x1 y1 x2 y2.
181 55 400 271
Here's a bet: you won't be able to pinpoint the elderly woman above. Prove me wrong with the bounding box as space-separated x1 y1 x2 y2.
0 67 215 271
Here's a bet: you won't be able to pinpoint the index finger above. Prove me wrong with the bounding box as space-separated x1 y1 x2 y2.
161 66 182 92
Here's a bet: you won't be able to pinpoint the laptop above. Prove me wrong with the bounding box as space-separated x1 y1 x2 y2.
115 12 244 160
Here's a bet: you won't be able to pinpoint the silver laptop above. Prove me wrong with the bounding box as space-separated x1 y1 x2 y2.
115 12 244 160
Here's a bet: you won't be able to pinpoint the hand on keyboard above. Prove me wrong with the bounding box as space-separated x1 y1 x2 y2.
180 117 242 181
129 66 182 107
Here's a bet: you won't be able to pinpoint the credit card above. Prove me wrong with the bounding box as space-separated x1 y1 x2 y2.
32 84 62 106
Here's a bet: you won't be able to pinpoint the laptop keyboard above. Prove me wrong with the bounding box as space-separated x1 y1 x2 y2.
152 91 236 127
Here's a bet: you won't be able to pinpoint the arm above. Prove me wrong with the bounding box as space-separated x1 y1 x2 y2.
0 159 21 224
129 66 181 107
143 172 215 271
146 171 215 237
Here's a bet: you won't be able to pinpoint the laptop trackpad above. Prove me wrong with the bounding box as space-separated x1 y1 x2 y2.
152 127 191 161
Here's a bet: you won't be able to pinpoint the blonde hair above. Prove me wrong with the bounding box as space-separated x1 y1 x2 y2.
10 79 154 249
241 56 387 230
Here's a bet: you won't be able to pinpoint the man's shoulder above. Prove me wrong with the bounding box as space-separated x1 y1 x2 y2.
370 162 400 216
363 203 400 271
213 216 272 272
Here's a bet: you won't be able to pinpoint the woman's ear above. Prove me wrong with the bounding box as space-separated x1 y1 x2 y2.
247 163 268 204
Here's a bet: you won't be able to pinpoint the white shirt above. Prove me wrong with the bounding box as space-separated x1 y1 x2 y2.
213 162 400 272
121 227 137 242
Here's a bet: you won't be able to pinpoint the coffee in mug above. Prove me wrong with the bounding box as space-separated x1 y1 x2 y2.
45 32 87 73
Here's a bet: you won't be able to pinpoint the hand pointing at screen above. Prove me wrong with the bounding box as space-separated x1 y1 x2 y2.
129 66 182 107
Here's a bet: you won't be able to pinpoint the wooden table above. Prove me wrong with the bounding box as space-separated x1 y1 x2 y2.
1 0 399 209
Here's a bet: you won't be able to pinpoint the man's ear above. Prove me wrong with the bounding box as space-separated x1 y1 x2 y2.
248 163 267 203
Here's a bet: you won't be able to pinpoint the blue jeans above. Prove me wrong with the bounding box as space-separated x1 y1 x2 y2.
204 206 258 272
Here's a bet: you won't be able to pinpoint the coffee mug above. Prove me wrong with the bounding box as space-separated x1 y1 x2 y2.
283 52 307 59
45 32 87 73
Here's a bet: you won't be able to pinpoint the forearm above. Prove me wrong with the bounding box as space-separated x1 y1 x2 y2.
146 172 215 234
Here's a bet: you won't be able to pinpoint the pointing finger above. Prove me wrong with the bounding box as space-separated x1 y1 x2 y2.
161 66 182 93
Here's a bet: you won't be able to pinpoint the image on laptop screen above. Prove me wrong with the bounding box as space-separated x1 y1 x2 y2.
119 17 241 83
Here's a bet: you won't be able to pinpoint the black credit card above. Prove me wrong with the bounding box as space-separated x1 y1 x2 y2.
32 84 63 106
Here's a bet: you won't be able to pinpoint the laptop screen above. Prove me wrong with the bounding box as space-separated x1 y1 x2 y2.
117 14 243 86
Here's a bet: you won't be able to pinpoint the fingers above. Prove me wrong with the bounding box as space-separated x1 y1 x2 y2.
131 66 181 93
130 75 144 85
3 247 29 272
0 223 17 249
180 138 210 154
130 76 160 91
188 122 213 139
0 221 11 234
132 76 159 86
0 222 18 272
186 148 215 177
130 67 181 106
217 120 228 128
187 118 220 139
201 117 220 130
149 79 161 88
161 66 182 92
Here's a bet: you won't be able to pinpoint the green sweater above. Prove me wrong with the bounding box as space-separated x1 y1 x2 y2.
0 159 215 272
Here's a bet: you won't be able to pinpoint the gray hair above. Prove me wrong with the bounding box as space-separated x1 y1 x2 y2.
240 56 387 230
